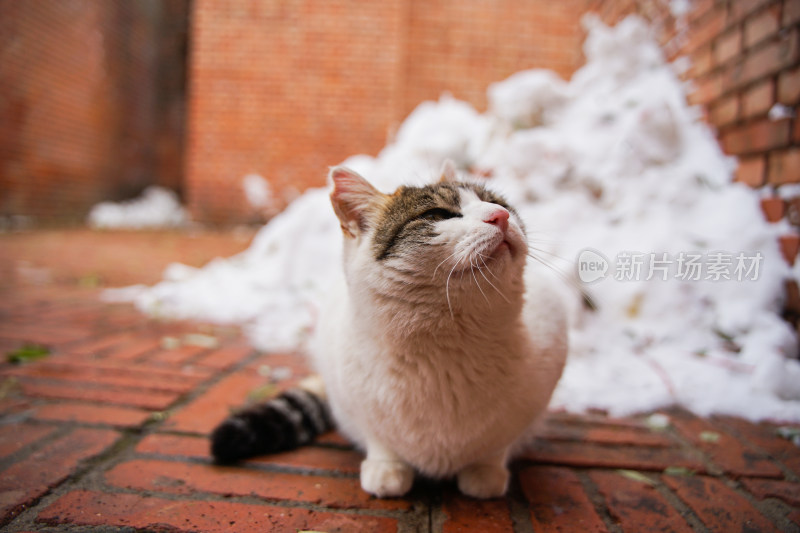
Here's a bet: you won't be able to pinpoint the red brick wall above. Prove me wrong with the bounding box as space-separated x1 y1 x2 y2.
402 0 584 115
185 0 587 225
0 0 188 227
185 0 408 225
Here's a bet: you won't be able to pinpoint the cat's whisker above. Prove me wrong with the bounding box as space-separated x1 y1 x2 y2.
475 252 501 282
434 250 462 279
474 256 510 304
469 257 491 304
525 241 573 265
445 254 466 319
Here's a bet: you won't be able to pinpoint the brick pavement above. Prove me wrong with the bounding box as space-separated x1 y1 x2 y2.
0 230 799 532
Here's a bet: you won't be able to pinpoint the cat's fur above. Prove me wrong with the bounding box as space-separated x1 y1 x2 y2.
211 161 568 499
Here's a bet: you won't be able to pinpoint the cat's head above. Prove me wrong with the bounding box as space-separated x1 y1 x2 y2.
329 162 528 313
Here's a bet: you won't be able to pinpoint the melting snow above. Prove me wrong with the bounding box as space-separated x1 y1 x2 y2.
88 186 188 230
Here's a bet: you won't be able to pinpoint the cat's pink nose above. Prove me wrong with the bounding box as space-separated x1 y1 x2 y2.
484 208 509 233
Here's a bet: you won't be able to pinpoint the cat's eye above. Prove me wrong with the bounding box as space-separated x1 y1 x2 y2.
418 207 462 221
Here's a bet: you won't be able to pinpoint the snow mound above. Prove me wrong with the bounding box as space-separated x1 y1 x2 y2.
88 186 188 229
109 16 800 421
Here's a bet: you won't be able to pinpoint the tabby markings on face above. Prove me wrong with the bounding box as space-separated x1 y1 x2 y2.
371 182 520 263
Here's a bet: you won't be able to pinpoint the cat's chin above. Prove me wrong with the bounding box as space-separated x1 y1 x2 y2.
488 238 522 263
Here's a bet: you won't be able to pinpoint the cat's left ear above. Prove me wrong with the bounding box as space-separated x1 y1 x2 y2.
439 159 458 183
329 167 386 238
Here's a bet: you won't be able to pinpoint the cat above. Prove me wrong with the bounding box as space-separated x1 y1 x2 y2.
211 161 568 499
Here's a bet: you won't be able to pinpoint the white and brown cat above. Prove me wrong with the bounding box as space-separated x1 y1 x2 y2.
211 161 568 499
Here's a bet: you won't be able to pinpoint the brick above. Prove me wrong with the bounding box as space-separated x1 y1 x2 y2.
38 490 398 533
688 46 713 78
0 423 56 459
685 7 726 54
735 155 766 186
778 65 800 104
56 357 214 381
591 470 690 531
520 466 608 532
146 344 209 365
66 332 136 356
443 491 514 533
137 432 363 473
779 234 800 265
715 417 800 476
254 446 363 474
688 0 715 23
687 72 725 106
768 147 800 185
137 433 209 457
729 30 799 89
663 475 780 532
0 428 118 522
19 380 180 410
740 478 800 506
538 417 674 448
709 94 740 127
744 5 781 49
714 28 741 66
784 0 800 26
104 459 410 511
721 119 790 154
669 411 782 478
760 196 785 222
741 79 774 118
33 402 150 428
317 430 355 447
2 360 200 394
730 0 775 24
0 324 92 347
162 370 269 434
521 439 706 473
103 337 162 361
795 109 800 141
194 342 253 369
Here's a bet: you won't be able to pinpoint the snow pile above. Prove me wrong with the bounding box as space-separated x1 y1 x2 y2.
88 186 188 229
108 16 800 421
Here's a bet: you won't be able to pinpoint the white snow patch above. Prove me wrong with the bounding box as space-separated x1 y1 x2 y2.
242 173 274 209
110 16 800 422
768 103 796 121
88 186 188 230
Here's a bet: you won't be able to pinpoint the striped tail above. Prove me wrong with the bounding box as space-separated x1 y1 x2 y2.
210 387 334 464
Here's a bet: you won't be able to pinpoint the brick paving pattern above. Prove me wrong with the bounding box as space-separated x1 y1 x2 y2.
0 231 799 532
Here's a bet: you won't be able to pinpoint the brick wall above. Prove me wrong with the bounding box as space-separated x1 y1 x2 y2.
0 0 188 227
185 0 587 225
186 0 407 225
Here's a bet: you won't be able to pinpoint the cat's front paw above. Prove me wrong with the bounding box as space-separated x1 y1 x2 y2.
360 459 414 498
457 463 509 499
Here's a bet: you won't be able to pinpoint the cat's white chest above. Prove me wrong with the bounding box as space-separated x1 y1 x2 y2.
324 329 544 476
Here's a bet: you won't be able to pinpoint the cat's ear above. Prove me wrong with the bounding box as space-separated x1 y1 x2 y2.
329 167 386 238
439 159 458 183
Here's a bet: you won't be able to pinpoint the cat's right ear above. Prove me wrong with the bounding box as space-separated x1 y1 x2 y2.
329 167 386 238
